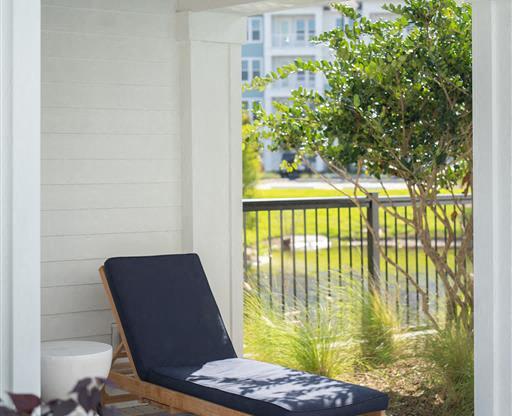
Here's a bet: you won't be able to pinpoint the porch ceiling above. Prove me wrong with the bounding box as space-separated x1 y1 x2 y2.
177 0 327 15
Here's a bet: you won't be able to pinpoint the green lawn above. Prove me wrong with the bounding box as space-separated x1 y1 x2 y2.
243 186 469 321
245 187 466 248
252 187 408 199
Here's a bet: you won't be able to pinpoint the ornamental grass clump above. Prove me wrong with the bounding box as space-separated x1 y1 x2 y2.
359 289 402 368
423 325 474 416
243 276 402 378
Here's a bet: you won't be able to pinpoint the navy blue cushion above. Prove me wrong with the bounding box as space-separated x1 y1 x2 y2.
103 254 236 379
147 358 389 416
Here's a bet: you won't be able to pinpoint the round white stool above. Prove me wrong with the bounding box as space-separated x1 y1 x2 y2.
41 341 113 401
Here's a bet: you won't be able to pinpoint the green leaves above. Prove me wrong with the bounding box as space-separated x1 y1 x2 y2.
253 0 472 190
353 94 361 108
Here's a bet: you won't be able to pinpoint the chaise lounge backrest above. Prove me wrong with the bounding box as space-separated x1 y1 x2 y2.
103 253 237 380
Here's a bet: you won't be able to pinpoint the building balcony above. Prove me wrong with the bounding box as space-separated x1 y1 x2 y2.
271 34 315 48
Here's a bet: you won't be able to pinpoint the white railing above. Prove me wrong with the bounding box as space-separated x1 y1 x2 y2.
272 34 314 48
271 72 316 90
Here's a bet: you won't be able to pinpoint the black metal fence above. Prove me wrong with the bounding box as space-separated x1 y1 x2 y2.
242 194 472 326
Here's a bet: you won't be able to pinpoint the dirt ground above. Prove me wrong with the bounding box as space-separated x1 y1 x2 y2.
342 358 447 416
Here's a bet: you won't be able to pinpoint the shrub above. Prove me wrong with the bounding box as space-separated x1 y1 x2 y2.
243 289 294 367
423 325 474 415
0 378 117 416
359 289 402 368
242 112 261 198
288 301 355 377
243 277 402 377
244 290 356 377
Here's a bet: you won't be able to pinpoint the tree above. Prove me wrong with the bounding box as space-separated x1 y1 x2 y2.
249 0 472 331
242 112 261 198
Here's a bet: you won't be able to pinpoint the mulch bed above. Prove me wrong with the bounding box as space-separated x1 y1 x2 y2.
341 358 446 416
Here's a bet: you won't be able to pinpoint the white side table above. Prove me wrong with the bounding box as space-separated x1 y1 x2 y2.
41 341 113 401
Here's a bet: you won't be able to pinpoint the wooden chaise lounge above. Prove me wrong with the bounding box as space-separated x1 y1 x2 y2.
100 253 389 416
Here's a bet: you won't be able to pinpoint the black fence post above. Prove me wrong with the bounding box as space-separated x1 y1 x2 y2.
367 193 380 290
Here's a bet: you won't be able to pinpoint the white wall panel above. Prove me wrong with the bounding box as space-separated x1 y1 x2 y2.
42 6 174 37
42 0 180 342
42 207 181 236
42 85 176 110
474 1 512 414
178 11 244 353
43 58 175 85
42 108 177 135
42 159 180 184
42 284 108 315
42 134 180 159
42 0 174 14
42 259 109 288
42 183 181 210
42 310 114 341
42 231 181 269
0 0 41 396
43 32 174 62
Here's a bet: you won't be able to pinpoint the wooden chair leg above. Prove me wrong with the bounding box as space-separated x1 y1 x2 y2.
169 407 182 415
363 412 386 416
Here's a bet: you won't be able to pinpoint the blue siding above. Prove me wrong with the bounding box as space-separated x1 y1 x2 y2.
243 90 264 99
242 43 264 58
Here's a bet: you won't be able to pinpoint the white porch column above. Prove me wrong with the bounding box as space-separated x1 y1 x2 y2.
178 11 246 353
473 0 512 414
0 0 41 396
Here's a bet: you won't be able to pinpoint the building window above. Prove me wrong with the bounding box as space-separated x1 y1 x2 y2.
242 98 263 119
274 19 291 46
336 16 354 29
296 19 305 41
247 16 263 43
242 60 249 82
272 56 316 89
308 18 316 38
242 58 263 82
252 59 261 78
272 15 316 47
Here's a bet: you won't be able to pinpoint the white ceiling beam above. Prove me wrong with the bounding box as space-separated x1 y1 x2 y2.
177 0 326 15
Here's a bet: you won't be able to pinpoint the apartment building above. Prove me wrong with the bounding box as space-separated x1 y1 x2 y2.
242 16 265 113
242 0 398 172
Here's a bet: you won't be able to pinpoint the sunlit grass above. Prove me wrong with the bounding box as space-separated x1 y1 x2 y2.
245 242 458 326
244 189 467 248
422 325 474 416
243 278 404 378
251 186 461 199
244 283 473 415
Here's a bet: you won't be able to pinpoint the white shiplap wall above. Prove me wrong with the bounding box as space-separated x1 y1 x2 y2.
41 0 181 342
